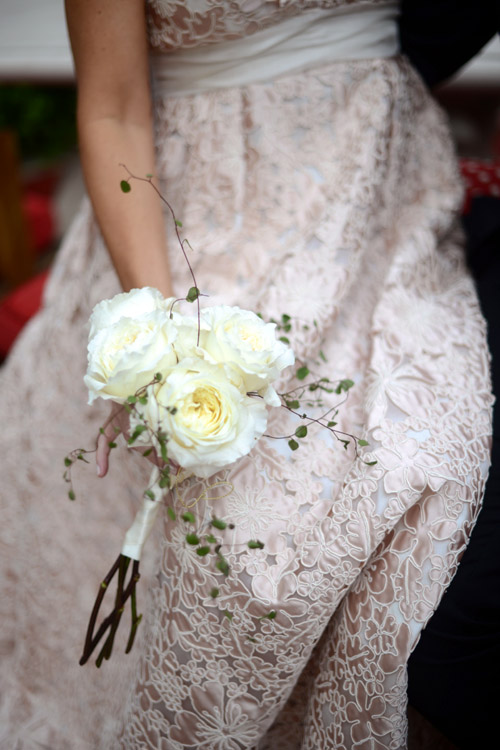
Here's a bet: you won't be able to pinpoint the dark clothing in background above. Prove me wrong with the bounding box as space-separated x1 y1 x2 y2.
399 4 500 747
399 0 500 87
408 198 500 749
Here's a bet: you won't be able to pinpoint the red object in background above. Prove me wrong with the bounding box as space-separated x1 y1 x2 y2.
0 269 49 359
460 158 500 214
22 168 58 254
1 158 500 360
22 191 54 253
0 169 57 359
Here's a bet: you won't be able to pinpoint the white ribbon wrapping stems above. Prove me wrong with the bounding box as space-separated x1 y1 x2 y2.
121 466 164 561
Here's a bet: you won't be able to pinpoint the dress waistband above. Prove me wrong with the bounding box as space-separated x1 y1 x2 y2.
151 2 400 98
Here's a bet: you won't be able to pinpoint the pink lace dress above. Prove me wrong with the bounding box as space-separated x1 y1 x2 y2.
0 1 492 748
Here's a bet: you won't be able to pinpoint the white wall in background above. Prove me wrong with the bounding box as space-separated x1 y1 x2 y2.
449 35 500 87
0 0 74 80
0 1 497 84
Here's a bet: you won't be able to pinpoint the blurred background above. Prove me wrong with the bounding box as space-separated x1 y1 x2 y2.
0 0 82 360
0 0 499 363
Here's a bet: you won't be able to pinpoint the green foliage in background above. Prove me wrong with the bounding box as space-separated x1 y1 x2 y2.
0 84 77 161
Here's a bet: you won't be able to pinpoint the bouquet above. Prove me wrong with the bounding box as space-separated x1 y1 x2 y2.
85 288 294 479
67 170 370 667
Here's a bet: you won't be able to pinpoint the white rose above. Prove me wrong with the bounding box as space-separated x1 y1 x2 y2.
88 287 173 339
139 357 268 478
201 306 295 405
172 314 211 361
84 310 179 404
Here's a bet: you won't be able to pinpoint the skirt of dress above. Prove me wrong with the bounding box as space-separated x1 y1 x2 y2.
0 56 492 750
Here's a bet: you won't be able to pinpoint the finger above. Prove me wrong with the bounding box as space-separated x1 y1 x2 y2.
96 432 108 478
96 425 113 477
96 406 123 477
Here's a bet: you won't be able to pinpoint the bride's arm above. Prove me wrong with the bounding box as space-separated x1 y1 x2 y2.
65 0 173 297
66 0 173 475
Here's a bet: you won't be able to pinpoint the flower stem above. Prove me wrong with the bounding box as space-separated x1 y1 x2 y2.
119 164 202 345
79 554 141 667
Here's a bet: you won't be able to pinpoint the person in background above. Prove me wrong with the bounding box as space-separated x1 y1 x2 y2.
0 2 494 747
400 2 500 746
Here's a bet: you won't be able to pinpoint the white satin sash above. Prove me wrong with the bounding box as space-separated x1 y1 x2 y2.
151 2 399 97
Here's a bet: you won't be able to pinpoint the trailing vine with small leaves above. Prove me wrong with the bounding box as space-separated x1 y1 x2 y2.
67 167 375 666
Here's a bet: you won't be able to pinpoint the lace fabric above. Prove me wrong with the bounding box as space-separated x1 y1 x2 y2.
147 0 395 50
150 3 399 96
0 2 492 749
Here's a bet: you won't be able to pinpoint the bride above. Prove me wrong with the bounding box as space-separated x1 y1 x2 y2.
0 1 492 748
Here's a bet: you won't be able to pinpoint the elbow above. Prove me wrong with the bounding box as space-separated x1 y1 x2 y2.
76 86 153 136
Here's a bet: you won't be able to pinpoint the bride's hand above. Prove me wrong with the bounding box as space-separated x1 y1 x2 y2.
96 402 131 477
96 402 179 478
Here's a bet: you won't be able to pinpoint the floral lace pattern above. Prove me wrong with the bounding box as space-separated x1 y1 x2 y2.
0 1 492 749
147 0 390 50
